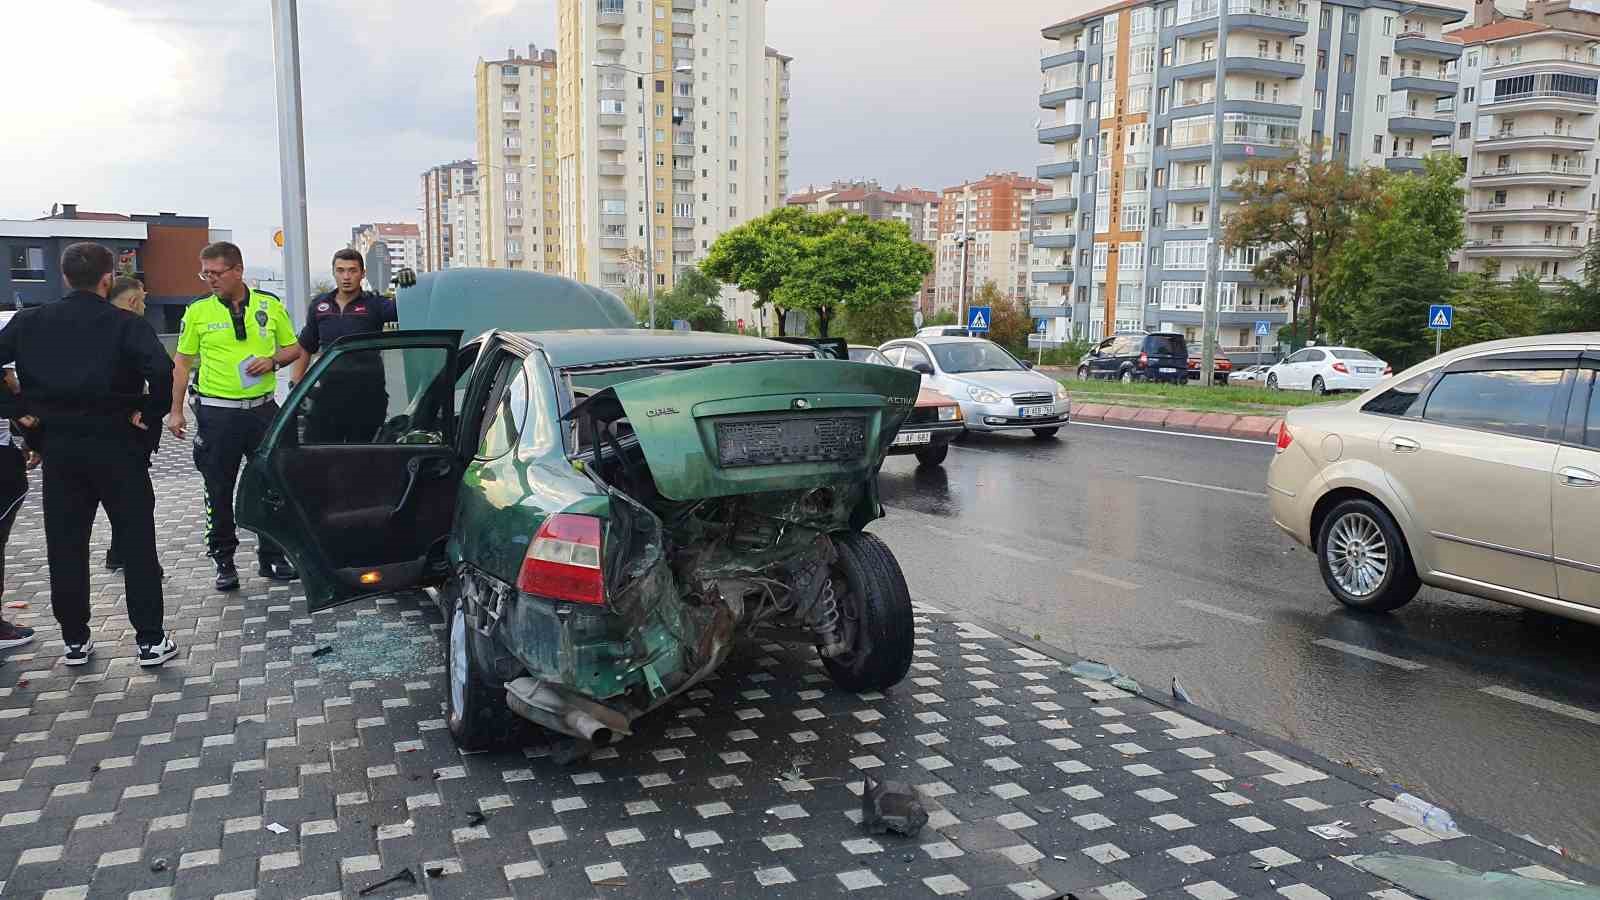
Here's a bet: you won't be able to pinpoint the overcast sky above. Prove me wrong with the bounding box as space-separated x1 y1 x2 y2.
0 0 1456 286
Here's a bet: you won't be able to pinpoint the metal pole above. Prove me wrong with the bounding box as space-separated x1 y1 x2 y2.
1435 328 1441 357
958 236 970 333
269 0 311 334
642 80 656 330
1199 0 1229 388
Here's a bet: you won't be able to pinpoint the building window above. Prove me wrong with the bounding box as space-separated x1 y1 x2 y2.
1319 8 1332 29
1093 242 1109 269
1383 15 1393 34
1334 132 1348 153
1317 49 1327 70
1161 46 1173 66
8 246 45 281
1346 11 1357 32
1342 54 1354 74
1089 63 1101 81
1466 51 1478 67
1338 93 1351 112
1314 89 1324 109
1158 87 1170 114
1090 25 1102 43
1459 122 1470 138
1376 94 1385 111
1463 86 1475 103
1379 56 1389 75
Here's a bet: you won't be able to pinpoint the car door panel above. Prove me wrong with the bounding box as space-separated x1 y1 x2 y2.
237 330 463 611
1554 366 1600 604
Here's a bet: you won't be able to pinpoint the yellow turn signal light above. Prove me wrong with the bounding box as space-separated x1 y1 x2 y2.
359 571 382 585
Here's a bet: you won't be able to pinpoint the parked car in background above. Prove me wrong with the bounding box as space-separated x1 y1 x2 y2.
1232 364 1270 385
850 345 964 466
237 269 922 753
879 336 1070 438
1268 333 1599 623
1187 352 1233 385
1075 332 1189 384
1266 346 1391 395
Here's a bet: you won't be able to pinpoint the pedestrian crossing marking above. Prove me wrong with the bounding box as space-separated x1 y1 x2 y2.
1431 310 1449 328
970 312 987 329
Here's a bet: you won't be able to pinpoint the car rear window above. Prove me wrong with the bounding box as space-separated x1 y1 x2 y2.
1145 335 1187 357
1361 369 1435 417
1332 349 1379 361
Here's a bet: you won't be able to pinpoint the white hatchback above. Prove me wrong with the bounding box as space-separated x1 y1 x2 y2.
1267 346 1391 395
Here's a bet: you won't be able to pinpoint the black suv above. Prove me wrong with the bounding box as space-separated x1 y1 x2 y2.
1076 332 1190 384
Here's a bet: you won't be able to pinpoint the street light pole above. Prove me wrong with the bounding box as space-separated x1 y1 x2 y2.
269 0 311 334
957 234 971 332
1199 0 1229 388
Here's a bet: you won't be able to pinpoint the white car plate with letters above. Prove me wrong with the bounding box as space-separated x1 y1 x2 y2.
1159 367 1178 373
892 431 932 446
1019 405 1056 419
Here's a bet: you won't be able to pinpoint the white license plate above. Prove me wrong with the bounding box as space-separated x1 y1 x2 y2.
1357 367 1378 374
892 431 932 446
1159 367 1178 373
1019 405 1056 419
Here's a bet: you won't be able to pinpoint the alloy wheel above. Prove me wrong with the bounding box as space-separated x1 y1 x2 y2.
1326 512 1389 597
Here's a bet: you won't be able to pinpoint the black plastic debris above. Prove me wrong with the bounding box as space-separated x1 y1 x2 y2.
149 858 167 873
357 867 417 895
466 810 486 827
860 776 928 837
311 646 334 658
424 865 446 878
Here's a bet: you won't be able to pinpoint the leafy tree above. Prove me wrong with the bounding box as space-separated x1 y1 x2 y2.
926 309 958 327
702 207 840 336
653 267 728 332
619 288 649 326
968 282 1031 356
1445 271 1542 351
773 214 931 341
1540 233 1600 333
1224 141 1384 343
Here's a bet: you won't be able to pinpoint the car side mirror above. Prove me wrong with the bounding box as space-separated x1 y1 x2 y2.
1021 360 1035 369
911 362 934 376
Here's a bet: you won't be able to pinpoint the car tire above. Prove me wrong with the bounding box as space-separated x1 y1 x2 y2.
1312 376 1326 396
820 532 914 693
1076 366 1090 381
1031 427 1059 438
1267 373 1279 391
1120 369 1134 384
445 579 523 751
915 444 948 466
1316 498 1420 614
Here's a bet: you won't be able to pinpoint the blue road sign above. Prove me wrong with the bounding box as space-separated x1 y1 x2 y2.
968 306 992 333
1036 317 1049 334
1428 304 1453 330
1255 320 1271 336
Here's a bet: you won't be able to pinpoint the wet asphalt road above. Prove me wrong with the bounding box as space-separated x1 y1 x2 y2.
868 420 1600 863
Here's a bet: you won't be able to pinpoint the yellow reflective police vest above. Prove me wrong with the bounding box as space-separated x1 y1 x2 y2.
176 289 297 400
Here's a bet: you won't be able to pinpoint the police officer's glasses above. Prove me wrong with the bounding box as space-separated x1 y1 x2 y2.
198 265 239 283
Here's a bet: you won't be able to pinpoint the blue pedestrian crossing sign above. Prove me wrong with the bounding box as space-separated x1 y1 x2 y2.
1428 304 1453 330
968 306 992 333
1036 317 1048 334
1254 320 1271 336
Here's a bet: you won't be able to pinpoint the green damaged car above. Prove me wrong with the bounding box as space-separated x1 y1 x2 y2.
237 269 922 750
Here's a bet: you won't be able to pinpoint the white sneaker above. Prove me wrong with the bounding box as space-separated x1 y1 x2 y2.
63 640 95 666
137 637 178 668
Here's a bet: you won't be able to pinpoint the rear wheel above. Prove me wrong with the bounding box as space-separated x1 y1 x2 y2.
1316 499 1419 613
445 579 523 751
1076 366 1090 381
820 532 914 692
1120 369 1134 384
1267 373 1280 391
914 444 948 466
1312 376 1326 396
1032 427 1060 439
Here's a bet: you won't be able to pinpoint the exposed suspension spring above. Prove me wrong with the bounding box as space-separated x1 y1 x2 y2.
812 577 849 658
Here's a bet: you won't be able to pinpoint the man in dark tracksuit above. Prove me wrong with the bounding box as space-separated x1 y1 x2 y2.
289 249 397 444
0 242 176 666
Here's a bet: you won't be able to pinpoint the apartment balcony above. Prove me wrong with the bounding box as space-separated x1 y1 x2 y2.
1226 54 1306 79
598 138 627 152
598 87 627 102
1393 33 1463 60
1462 239 1586 257
501 143 522 156
672 20 694 35
597 4 626 27
1163 183 1242 203
600 236 629 250
1471 162 1591 187
1029 303 1071 318
1480 87 1599 114
1384 154 1427 172
674 238 697 252
1040 85 1084 107
1032 229 1077 248
599 113 627 127
671 0 694 8
1165 138 1297 162
1475 128 1593 151
673 215 695 228
1037 160 1080 179
1390 75 1458 96
1030 266 1075 284
1388 111 1455 136
1041 49 1085 71
672 45 694 62
672 143 695 157
1034 196 1079 214
597 38 626 53
1038 123 1083 143
1174 0 1309 38
1468 201 1589 223
598 163 627 177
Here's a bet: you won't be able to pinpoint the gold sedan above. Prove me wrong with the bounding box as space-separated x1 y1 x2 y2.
1268 334 1600 624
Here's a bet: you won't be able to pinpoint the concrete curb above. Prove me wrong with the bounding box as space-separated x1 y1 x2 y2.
1070 401 1285 442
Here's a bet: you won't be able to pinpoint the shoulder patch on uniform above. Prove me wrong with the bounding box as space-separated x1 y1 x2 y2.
316 302 332 313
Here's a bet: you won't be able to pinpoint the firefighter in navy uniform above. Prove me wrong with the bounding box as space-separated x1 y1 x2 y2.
167 242 303 592
288 249 398 444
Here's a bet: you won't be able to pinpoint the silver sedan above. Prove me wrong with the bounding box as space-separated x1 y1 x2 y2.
878 336 1071 438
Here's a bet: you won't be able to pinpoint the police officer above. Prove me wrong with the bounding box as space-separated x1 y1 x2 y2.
0 241 176 666
167 242 303 591
289 249 397 443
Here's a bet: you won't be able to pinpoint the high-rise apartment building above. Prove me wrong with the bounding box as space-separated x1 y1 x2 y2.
476 44 562 273
420 160 483 272
1036 0 1464 351
350 223 421 276
557 0 791 326
1447 20 1600 285
934 173 1050 313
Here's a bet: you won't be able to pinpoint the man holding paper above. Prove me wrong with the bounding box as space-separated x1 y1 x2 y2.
168 242 303 591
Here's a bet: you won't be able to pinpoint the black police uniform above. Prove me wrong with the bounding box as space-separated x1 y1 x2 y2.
298 290 397 444
0 292 173 647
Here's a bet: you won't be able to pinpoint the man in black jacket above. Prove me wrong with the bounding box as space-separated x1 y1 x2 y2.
0 242 176 667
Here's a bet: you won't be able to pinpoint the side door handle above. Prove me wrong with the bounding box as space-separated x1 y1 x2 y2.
1390 436 1420 453
392 456 455 518
1559 466 1600 487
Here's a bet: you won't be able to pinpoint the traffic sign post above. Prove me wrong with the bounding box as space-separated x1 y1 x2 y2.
967 305 992 335
1254 320 1271 336
1036 317 1048 366
1428 303 1453 356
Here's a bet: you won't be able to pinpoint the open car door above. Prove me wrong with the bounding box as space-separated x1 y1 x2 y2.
237 330 463 611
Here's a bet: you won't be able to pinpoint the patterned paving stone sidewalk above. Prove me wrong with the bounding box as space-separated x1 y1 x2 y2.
1 456 1595 899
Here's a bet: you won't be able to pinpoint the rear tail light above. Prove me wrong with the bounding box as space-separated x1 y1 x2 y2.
1276 425 1293 452
518 514 605 605
1332 362 1350 374
1138 352 1149 368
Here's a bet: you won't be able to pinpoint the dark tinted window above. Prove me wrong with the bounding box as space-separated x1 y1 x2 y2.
849 347 891 365
1333 349 1379 361
1586 375 1600 448
901 346 932 370
930 342 1024 373
1145 334 1187 357
1423 368 1564 439
1305 349 1326 362
1112 335 1143 355
1361 369 1435 417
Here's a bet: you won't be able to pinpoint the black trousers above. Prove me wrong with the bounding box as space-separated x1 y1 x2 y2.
42 439 164 645
194 402 286 564
303 381 387 445
0 445 27 597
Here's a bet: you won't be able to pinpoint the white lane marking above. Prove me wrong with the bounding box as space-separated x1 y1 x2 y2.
915 522 1044 562
1313 638 1428 671
1071 569 1139 591
1069 420 1276 446
1480 686 1600 727
1138 475 1269 499
1177 599 1265 625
